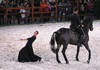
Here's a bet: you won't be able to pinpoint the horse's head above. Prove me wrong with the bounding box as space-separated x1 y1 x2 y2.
83 16 93 31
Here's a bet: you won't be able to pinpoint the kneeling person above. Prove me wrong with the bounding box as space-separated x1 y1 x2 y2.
18 31 41 62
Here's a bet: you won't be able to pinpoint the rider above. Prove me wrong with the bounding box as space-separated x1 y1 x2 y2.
70 8 84 46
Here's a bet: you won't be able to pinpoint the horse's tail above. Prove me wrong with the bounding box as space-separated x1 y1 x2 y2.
50 28 66 54
50 32 57 54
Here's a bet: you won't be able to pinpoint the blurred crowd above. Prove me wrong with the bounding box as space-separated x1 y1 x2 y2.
0 0 95 24
79 0 96 14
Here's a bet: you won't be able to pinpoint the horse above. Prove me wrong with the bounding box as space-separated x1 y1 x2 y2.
50 16 93 64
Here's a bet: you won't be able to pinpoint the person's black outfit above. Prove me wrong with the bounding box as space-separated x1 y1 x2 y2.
18 36 41 62
70 13 84 45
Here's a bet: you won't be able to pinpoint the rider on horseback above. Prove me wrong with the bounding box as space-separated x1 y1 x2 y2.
70 8 84 46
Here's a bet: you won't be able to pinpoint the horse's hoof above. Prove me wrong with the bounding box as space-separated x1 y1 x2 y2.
66 61 69 64
58 62 61 63
76 58 79 61
87 60 90 64
58 61 61 63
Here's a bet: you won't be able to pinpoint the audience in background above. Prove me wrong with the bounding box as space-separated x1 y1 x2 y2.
0 0 95 24
57 0 72 21
79 0 95 14
79 0 95 20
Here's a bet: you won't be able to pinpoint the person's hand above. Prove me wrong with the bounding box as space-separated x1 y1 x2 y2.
20 39 23 40
20 39 26 40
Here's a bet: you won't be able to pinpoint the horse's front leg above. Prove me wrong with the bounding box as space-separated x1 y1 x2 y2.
76 44 81 61
56 44 61 63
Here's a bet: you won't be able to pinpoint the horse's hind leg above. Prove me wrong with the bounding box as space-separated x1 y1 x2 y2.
62 43 69 64
56 44 61 63
76 45 81 61
83 43 91 64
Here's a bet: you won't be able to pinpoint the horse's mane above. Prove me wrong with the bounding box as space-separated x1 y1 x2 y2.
83 16 93 26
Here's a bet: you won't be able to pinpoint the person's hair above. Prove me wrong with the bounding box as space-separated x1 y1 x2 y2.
73 7 78 12
35 31 39 34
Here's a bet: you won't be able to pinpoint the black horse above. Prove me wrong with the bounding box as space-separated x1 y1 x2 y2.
50 16 93 64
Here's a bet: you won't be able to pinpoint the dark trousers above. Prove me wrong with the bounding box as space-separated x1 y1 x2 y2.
76 28 84 44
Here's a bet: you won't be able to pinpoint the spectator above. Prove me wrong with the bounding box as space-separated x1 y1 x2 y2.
66 1 72 20
0 3 5 24
45 1 51 22
0 0 2 4
8 1 13 24
20 3 26 24
16 4 21 24
49 0 56 21
25 4 31 24
40 0 51 22
87 0 92 13
80 4 85 14
58 0 67 21
34 0 41 23
34 0 40 7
